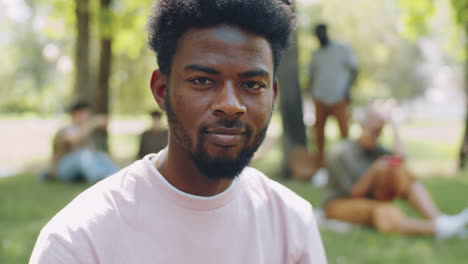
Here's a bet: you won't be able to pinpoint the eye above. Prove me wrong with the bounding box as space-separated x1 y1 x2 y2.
241 81 265 91
190 77 215 86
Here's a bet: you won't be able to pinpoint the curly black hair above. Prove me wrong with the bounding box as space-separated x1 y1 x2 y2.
147 0 295 75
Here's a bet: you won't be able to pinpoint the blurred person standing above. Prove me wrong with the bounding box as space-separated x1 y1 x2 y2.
137 110 168 159
49 101 118 182
324 101 468 238
308 24 358 168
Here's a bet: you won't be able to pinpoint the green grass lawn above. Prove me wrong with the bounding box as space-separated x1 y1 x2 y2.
1 117 468 263
1 172 468 263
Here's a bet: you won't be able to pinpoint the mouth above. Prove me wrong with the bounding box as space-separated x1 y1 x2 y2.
204 128 246 147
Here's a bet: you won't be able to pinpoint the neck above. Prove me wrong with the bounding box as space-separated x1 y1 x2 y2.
356 136 376 152
319 38 329 47
155 141 233 197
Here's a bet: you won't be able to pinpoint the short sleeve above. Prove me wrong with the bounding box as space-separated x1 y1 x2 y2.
326 154 354 195
296 207 328 264
29 233 81 264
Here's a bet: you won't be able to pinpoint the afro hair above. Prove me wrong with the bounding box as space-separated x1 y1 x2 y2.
147 0 296 75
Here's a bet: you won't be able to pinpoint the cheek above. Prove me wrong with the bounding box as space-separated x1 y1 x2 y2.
171 90 211 130
246 96 274 125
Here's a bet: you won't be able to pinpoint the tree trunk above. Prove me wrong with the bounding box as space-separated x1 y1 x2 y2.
457 25 468 170
73 0 92 102
277 32 308 178
93 0 113 152
96 40 112 115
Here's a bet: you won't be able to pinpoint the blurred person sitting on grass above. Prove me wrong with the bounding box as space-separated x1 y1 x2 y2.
47 101 118 182
137 110 168 159
324 100 468 239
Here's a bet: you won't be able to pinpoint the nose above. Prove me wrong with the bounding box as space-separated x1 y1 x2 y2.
210 81 246 119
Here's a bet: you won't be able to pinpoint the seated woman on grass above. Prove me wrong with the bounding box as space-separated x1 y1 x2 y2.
324 101 468 239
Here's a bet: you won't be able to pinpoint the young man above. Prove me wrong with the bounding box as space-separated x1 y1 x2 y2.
308 24 358 167
30 1 327 263
325 102 468 238
137 110 168 159
49 101 118 182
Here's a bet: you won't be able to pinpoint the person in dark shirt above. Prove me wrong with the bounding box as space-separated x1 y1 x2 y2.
325 101 468 238
137 110 168 159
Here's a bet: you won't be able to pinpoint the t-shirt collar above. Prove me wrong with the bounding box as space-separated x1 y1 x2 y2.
142 153 240 211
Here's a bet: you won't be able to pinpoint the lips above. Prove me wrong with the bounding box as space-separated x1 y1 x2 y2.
204 127 246 147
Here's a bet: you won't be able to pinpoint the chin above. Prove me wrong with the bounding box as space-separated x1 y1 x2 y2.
191 145 256 180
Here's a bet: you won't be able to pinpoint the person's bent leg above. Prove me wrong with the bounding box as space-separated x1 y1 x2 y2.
325 198 382 226
55 150 82 181
373 164 439 219
372 164 468 237
407 181 440 220
77 149 119 182
372 163 415 201
325 198 438 236
373 203 435 236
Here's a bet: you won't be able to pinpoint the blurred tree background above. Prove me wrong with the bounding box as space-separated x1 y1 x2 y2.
3 0 467 168
2 1 468 263
0 0 157 114
0 0 464 114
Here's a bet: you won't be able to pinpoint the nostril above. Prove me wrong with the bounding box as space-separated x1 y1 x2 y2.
211 109 245 119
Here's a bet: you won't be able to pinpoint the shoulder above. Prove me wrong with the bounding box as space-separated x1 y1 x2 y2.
331 41 350 50
54 125 73 138
329 139 354 159
238 168 325 262
39 160 147 239
331 41 353 55
239 167 313 222
32 159 157 261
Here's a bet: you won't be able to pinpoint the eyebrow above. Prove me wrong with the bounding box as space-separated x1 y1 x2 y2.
184 64 220 75
239 69 269 78
184 64 270 78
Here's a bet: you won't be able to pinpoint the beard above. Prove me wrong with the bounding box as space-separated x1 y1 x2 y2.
165 95 272 180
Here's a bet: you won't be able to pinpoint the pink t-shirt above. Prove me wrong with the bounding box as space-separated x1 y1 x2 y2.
30 154 327 264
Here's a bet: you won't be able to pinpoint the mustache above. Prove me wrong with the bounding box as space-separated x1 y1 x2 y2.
201 119 249 133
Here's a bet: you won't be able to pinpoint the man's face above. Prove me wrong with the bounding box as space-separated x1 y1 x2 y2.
360 117 384 150
152 25 277 180
71 108 91 126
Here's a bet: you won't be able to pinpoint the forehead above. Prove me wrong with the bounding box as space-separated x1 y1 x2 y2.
73 108 91 114
172 25 274 72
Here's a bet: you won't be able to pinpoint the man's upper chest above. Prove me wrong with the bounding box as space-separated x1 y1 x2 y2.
97 197 292 263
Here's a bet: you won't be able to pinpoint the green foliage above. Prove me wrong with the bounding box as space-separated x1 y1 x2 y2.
398 0 435 41
0 0 465 113
452 0 468 25
0 175 91 263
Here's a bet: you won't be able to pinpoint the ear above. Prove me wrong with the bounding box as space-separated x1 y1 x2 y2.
150 70 168 111
272 79 279 102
